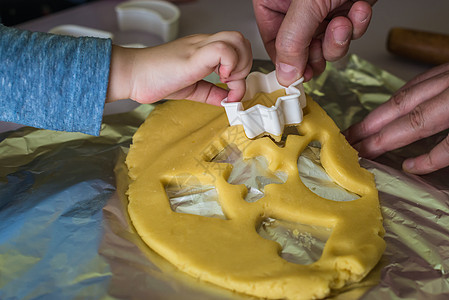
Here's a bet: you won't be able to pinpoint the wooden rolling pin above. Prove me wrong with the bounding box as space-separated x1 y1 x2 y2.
387 27 449 65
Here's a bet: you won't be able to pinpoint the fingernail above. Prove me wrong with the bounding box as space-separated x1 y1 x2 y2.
277 63 299 85
403 159 415 172
332 26 351 45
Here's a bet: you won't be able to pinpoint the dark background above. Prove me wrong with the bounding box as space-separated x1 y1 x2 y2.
0 0 98 26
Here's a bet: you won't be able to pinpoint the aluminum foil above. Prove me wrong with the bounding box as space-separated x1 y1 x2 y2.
0 55 448 300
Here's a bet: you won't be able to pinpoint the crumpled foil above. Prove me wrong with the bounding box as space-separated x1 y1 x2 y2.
0 55 448 300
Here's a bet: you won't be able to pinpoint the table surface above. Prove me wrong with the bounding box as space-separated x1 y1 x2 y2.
3 2 449 298
3 0 449 131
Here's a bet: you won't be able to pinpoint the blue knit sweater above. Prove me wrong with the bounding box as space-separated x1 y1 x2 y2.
0 24 112 136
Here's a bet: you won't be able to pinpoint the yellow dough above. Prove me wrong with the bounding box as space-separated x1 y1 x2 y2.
242 89 286 110
126 93 385 299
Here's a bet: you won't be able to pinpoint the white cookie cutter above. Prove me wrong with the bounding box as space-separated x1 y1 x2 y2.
221 71 306 139
116 0 180 42
48 0 180 44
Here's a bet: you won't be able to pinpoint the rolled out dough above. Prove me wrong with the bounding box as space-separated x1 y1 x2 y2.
126 93 385 300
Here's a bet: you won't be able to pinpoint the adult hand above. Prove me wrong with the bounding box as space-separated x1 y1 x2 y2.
344 63 449 175
252 0 376 85
107 31 252 106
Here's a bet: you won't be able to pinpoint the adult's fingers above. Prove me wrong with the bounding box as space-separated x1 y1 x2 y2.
353 87 449 159
255 0 374 85
305 38 326 80
275 0 331 86
345 71 449 144
252 0 286 62
398 62 449 92
322 1 372 62
403 134 449 174
322 16 353 61
347 0 372 39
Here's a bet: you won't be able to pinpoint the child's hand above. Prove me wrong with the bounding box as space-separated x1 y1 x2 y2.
107 31 252 106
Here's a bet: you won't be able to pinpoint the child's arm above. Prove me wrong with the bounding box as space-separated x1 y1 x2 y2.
106 31 252 106
0 24 111 136
0 25 251 136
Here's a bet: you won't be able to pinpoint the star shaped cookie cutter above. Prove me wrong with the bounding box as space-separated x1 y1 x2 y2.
221 71 307 139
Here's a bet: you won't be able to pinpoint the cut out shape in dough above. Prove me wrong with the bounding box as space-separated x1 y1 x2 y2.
211 144 287 203
126 92 385 299
166 181 225 219
298 142 360 202
258 217 332 265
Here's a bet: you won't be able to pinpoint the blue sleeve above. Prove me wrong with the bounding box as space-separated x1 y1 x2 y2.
0 24 112 136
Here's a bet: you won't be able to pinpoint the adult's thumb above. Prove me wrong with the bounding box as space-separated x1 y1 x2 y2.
275 0 330 85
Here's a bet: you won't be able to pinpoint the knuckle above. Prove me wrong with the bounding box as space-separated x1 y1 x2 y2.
221 31 249 46
275 32 302 58
230 31 245 41
309 0 331 20
324 49 347 62
358 120 370 137
371 131 385 150
408 106 426 132
257 0 271 7
244 36 252 48
211 41 229 52
364 131 387 158
233 31 251 48
390 89 409 113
